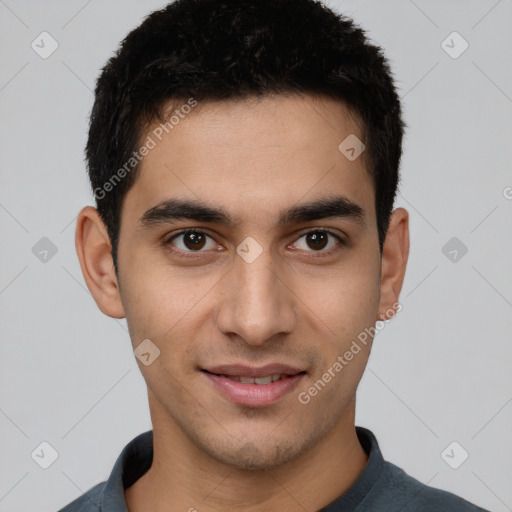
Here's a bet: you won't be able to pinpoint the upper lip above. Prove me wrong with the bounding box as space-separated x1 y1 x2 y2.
202 364 305 378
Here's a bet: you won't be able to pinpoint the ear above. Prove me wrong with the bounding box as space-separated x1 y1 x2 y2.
377 207 409 321
75 206 126 319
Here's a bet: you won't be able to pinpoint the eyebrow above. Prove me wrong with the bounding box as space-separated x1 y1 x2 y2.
138 195 366 229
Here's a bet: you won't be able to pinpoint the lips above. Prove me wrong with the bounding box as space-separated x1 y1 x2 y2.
202 363 305 378
201 364 306 407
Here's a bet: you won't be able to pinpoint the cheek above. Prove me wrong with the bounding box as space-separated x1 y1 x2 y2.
119 260 176 343
301 256 380 332
119 256 218 353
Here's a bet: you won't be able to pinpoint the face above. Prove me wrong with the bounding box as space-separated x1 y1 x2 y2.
86 93 403 470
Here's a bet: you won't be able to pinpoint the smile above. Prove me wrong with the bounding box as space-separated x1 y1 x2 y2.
215 374 287 384
202 368 306 407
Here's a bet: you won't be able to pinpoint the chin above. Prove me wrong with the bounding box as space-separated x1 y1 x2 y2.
201 434 310 471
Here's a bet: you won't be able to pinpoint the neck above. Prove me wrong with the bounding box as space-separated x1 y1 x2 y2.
125 397 368 512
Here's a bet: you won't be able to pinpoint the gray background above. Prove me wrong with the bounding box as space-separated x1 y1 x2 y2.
0 0 511 510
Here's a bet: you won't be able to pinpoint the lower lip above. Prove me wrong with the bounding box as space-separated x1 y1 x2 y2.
203 372 305 407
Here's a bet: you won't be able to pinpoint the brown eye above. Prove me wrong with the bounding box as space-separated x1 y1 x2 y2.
182 232 207 250
305 231 329 251
168 230 217 253
292 230 343 254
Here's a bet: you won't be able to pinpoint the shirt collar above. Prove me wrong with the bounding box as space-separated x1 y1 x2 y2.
100 429 153 511
98 426 382 511
321 426 384 511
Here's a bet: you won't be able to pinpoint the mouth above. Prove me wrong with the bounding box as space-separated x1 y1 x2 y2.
201 364 307 407
203 373 295 384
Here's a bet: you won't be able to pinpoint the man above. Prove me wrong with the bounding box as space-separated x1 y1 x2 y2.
59 0 489 510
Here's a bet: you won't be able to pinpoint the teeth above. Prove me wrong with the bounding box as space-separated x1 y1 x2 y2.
254 376 273 385
225 374 285 384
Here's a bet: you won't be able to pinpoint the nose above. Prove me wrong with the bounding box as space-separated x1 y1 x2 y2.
214 246 297 346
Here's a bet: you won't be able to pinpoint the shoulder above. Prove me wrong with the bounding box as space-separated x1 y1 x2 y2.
56 482 104 512
378 461 489 511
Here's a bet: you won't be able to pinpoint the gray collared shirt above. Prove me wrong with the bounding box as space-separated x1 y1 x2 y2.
57 426 489 511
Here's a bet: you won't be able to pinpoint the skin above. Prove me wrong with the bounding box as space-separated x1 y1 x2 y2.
75 93 409 511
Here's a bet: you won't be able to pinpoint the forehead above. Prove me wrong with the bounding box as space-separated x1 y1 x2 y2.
123 93 375 228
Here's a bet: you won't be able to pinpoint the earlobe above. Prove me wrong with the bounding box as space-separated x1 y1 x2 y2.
75 206 126 319
377 207 409 321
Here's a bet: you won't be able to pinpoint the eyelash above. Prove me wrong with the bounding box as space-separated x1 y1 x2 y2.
163 228 345 260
